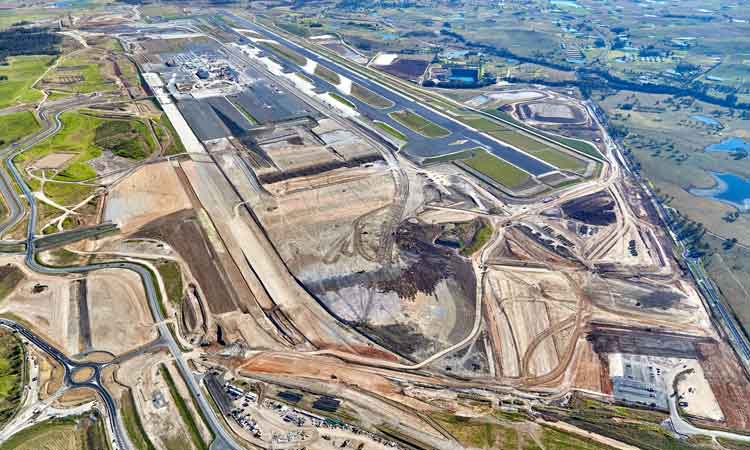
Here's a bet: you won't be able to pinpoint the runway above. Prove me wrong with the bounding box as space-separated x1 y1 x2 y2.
219 13 558 177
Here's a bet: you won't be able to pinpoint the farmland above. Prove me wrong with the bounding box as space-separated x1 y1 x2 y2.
0 111 39 146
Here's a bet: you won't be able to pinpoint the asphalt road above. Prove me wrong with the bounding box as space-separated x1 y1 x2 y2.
0 99 244 450
221 13 557 177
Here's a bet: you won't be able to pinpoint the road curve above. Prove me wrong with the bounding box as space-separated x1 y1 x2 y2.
0 100 244 450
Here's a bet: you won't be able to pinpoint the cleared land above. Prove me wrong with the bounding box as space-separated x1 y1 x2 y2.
463 149 530 189
0 111 40 145
0 56 53 108
389 110 450 138
87 269 156 355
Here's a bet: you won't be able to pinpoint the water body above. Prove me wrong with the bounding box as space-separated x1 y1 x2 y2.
705 137 750 154
690 172 750 211
381 33 399 40
691 115 722 127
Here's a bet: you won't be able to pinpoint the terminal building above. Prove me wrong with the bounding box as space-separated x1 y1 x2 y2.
609 353 668 410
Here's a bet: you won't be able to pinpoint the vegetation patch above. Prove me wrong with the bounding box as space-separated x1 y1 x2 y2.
94 119 155 160
0 55 55 108
461 222 493 256
462 115 585 172
314 64 341 85
374 120 407 142
159 364 209 450
422 149 477 164
263 41 307 66
0 412 110 450
389 110 450 138
157 260 183 306
0 265 24 301
351 83 394 109
328 92 356 109
0 329 24 427
121 390 157 450
463 149 530 189
155 114 186 156
0 111 40 146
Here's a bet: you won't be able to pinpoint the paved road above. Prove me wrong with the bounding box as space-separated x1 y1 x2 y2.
0 318 127 449
220 13 558 177
0 100 244 450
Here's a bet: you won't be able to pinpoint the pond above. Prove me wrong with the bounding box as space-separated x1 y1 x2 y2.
690 172 750 211
551 0 584 8
691 115 722 127
705 137 750 154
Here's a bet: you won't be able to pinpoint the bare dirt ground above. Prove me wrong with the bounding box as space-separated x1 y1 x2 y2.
114 351 199 450
86 268 156 355
483 267 581 379
103 161 192 234
34 153 77 170
697 340 750 430
0 262 79 354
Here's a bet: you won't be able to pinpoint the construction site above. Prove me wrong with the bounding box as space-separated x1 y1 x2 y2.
3 7 750 450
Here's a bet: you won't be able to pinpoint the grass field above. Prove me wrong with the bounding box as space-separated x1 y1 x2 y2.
351 83 394 109
157 260 183 306
155 114 186 156
14 112 102 206
121 391 157 450
263 41 307 66
43 49 116 94
483 109 604 161
314 64 341 85
373 120 407 142
328 92 356 109
94 119 155 160
0 329 24 427
160 364 209 450
389 110 450 138
0 412 111 450
0 111 40 146
462 116 585 172
463 149 530 189
422 149 477 164
0 55 54 108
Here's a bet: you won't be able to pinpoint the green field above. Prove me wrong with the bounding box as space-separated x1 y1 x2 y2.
422 149 477 164
329 92 356 109
94 119 156 160
0 111 40 146
0 265 24 301
157 260 183 305
44 49 116 94
0 55 54 108
389 110 450 138
263 41 307 66
314 64 341 85
121 391 158 450
160 364 209 450
0 413 111 450
155 114 186 156
463 149 530 189
351 83 394 109
14 112 102 206
462 116 585 172
374 120 407 142
0 329 24 427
